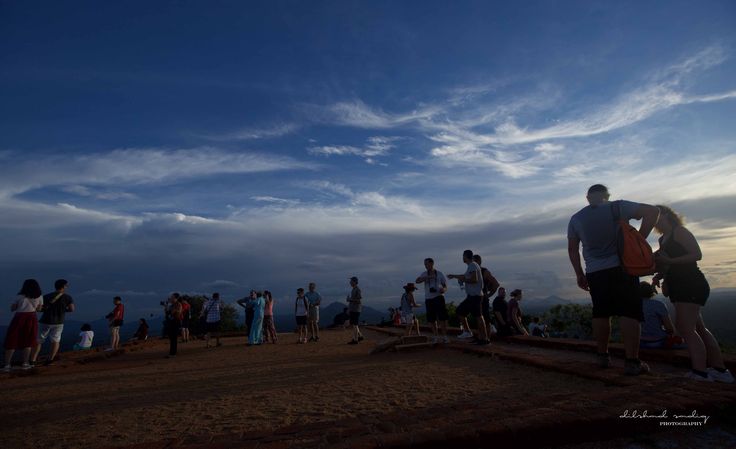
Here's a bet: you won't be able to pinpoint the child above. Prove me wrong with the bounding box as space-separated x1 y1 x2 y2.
401 283 421 336
74 324 94 350
295 288 308 344
106 296 124 351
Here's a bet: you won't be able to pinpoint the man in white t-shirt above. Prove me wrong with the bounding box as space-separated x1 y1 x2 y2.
448 250 489 345
416 257 449 343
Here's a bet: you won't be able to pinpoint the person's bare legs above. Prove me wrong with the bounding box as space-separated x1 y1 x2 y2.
593 317 611 354
4 349 15 367
111 328 120 350
48 341 60 361
30 343 42 363
676 303 707 372
477 316 488 341
695 313 726 369
619 317 641 360
21 347 31 365
440 320 448 337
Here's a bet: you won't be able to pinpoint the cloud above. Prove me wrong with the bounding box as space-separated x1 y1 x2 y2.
61 185 138 201
251 196 301 206
79 289 158 297
308 46 735 180
203 123 300 141
307 136 401 164
0 147 318 198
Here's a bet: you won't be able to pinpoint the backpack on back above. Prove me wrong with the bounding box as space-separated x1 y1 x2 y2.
611 201 656 276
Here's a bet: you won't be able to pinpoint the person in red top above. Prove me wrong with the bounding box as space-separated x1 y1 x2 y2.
164 293 183 358
180 297 191 343
106 296 125 351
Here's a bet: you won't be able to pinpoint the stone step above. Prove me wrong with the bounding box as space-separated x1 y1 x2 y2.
399 335 430 345
394 342 435 351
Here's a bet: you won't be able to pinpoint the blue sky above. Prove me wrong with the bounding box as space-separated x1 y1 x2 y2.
1 1 735 323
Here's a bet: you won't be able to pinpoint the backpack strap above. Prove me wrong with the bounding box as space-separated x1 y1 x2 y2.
611 200 622 222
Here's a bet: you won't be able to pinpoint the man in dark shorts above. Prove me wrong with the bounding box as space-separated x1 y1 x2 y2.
473 255 500 339
346 276 364 344
567 184 659 375
31 279 75 366
448 250 489 345
492 287 513 337
416 258 449 343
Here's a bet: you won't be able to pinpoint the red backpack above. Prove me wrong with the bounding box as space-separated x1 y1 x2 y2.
612 201 656 276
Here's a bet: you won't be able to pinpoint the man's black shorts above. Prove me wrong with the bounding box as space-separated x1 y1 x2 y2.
206 321 221 333
349 312 361 326
456 295 483 318
586 266 642 321
425 295 449 322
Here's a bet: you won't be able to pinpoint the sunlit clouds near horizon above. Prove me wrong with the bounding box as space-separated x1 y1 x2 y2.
1 1 735 321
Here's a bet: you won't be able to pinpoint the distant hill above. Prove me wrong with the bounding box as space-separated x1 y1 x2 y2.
271 301 387 329
523 295 575 315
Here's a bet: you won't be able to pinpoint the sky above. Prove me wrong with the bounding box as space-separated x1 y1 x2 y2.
1 0 735 323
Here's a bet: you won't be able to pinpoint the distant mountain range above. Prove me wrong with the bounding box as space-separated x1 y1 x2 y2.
272 301 388 329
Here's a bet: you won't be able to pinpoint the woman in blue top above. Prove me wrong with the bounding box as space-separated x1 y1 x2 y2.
248 291 265 346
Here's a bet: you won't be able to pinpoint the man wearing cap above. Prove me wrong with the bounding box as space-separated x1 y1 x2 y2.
567 184 660 375
416 258 449 343
346 276 364 345
400 283 421 336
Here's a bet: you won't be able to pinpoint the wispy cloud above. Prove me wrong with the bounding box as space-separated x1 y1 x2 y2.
308 136 401 164
202 123 300 141
0 147 318 198
310 46 735 179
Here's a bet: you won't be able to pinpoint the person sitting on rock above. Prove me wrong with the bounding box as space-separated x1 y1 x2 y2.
639 282 682 349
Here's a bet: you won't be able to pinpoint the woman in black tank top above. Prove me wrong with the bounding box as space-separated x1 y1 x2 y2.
652 205 732 383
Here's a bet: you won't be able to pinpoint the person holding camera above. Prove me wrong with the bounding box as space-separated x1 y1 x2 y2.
106 296 124 351
415 258 449 343
163 293 183 358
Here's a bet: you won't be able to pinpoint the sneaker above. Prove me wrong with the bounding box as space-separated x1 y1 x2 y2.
358 336 364 342
624 359 651 376
597 353 611 368
442 336 450 344
21 363 32 370
2 365 11 372
315 336 320 342
308 337 315 342
43 359 56 367
685 371 714 382
347 340 358 345
104 348 115 352
457 331 474 339
707 368 735 384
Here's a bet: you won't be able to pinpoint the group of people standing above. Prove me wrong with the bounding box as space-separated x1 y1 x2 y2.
567 184 732 382
395 254 527 344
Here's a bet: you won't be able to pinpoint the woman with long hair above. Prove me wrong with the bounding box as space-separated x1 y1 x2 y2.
3 279 43 371
653 205 733 383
